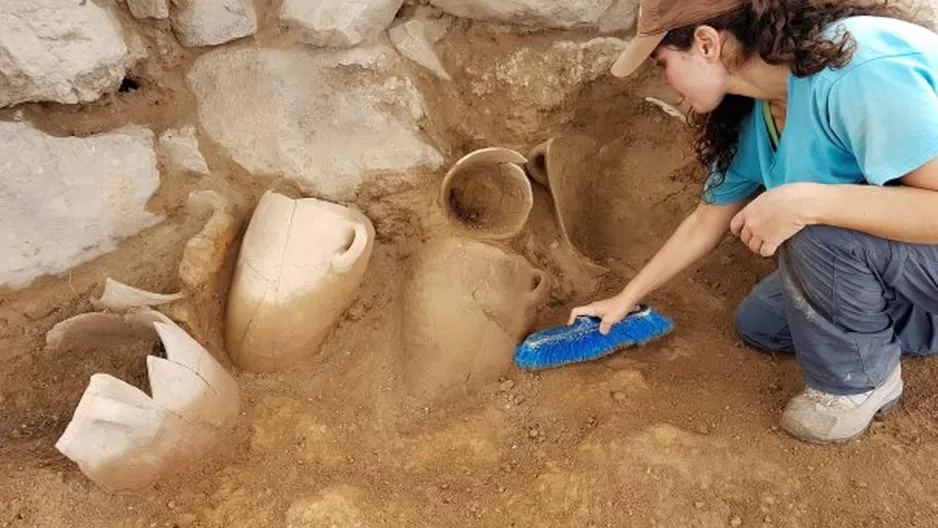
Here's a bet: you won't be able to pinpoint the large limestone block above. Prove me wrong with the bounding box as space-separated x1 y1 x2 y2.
0 123 162 290
172 0 257 47
430 0 638 29
461 37 626 144
599 0 639 33
280 0 404 48
226 191 375 372
0 0 130 107
188 46 443 200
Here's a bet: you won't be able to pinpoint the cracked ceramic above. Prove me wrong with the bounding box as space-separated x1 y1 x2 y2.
644 96 688 123
91 277 183 312
440 147 533 240
401 237 549 403
54 310 240 492
525 135 609 274
226 191 375 372
440 140 607 273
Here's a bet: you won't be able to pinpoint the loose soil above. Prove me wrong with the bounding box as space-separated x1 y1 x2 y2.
4 6 938 528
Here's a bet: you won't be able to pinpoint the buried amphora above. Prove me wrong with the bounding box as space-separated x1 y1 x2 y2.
226 191 375 372
439 148 533 240
439 137 608 276
53 310 241 492
401 237 550 403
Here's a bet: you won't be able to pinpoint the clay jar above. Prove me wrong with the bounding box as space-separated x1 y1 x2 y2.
54 310 241 492
226 191 375 372
440 148 533 240
401 237 549 403
525 135 608 274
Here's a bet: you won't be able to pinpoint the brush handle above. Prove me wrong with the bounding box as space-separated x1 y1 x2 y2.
574 304 651 325
628 304 651 317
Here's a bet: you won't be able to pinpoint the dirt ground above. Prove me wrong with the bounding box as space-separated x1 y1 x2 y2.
5 8 938 528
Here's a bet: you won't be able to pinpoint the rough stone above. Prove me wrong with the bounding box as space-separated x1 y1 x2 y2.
0 123 162 290
166 190 240 340
125 28 152 66
178 190 238 291
188 45 443 200
172 0 257 48
160 126 210 175
430 0 623 28
464 37 626 142
895 1 935 30
286 486 365 528
598 0 639 33
488 37 626 102
0 0 130 108
413 7 454 42
127 0 170 19
280 0 404 48
389 19 451 80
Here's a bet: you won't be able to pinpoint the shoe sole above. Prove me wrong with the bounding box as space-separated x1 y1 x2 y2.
782 394 901 445
877 397 900 415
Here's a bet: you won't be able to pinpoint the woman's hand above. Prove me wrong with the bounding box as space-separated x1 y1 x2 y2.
730 182 821 256
566 201 742 337
568 293 638 335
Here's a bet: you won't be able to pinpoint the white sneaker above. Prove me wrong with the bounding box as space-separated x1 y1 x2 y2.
780 364 903 444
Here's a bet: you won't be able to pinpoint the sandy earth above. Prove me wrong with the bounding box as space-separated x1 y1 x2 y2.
5 5 938 528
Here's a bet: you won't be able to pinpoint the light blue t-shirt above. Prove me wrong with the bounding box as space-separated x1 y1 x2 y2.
704 16 938 206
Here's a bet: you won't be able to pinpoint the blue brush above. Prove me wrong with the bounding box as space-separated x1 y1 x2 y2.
514 304 674 370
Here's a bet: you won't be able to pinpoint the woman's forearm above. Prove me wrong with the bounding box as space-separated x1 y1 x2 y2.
622 202 739 300
808 184 938 244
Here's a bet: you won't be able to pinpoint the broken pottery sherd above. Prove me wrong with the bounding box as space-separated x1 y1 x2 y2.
525 135 609 274
441 139 608 273
644 97 688 123
440 147 533 240
54 310 240 492
226 191 375 372
46 312 157 351
92 277 184 312
401 237 549 403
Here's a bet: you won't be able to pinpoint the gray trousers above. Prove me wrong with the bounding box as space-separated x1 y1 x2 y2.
735 225 938 395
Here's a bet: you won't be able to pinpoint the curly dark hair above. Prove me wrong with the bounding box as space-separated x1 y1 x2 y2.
659 0 918 193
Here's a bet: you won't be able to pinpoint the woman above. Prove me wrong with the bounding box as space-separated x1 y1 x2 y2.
570 0 938 444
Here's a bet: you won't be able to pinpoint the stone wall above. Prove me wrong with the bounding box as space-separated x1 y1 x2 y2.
0 0 639 291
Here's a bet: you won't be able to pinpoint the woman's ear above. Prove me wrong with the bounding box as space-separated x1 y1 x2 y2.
692 25 723 62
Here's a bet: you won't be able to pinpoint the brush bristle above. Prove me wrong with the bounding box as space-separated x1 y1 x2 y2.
514 308 673 370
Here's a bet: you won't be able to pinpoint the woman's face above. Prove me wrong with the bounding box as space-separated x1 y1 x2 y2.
651 29 731 113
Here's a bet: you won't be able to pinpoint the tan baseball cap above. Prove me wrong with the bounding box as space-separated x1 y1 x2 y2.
610 0 746 77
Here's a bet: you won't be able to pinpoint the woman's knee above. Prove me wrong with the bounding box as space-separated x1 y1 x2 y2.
787 225 864 263
735 274 793 353
735 298 770 347
783 225 887 317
